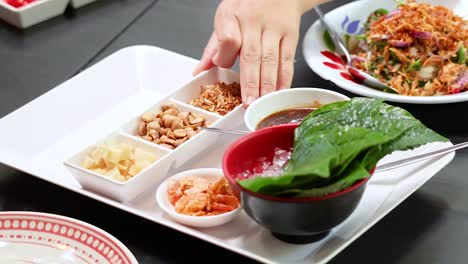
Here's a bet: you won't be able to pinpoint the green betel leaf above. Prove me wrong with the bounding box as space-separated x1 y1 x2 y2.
237 98 448 197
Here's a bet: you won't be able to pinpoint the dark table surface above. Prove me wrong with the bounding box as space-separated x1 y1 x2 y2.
1 0 468 263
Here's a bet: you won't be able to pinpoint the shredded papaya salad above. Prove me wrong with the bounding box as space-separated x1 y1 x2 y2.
350 1 467 95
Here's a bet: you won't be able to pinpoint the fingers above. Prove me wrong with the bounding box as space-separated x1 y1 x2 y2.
239 27 262 107
277 33 299 89
192 33 218 76
260 31 280 96
213 12 242 68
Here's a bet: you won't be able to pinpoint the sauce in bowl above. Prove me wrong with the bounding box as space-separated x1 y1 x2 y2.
256 107 316 129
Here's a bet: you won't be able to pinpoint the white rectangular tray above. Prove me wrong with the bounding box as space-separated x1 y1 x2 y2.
0 45 455 264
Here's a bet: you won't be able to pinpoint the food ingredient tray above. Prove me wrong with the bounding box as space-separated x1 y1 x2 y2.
0 46 455 264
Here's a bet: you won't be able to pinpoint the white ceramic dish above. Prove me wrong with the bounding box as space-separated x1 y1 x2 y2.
244 88 350 131
0 46 455 264
71 0 96 8
63 65 241 203
302 0 468 104
156 168 241 228
0 0 68 29
0 211 138 264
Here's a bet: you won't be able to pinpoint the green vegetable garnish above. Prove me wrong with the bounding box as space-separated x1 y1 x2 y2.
407 59 422 71
375 8 389 16
355 34 367 40
323 30 336 52
238 98 447 197
458 45 466 64
364 9 389 31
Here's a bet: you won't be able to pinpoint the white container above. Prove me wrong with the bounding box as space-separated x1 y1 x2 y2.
156 168 241 228
244 88 350 131
0 0 68 29
64 133 173 202
70 0 96 8
64 66 243 203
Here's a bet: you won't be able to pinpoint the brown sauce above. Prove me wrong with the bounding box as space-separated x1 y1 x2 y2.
256 108 316 129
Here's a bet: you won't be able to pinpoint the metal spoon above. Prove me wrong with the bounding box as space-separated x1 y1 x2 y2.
200 127 250 135
314 7 400 94
202 126 465 172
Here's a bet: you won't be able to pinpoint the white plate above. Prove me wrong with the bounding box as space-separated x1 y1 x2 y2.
0 45 455 264
0 211 137 264
303 0 468 104
0 0 68 29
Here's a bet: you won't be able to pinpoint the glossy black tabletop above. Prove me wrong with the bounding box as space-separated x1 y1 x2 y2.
1 0 468 263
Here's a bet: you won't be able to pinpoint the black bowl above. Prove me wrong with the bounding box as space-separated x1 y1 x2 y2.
222 123 370 244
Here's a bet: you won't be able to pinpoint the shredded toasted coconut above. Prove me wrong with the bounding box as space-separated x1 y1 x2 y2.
189 82 242 115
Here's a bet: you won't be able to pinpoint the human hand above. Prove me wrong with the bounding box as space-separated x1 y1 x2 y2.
193 0 325 107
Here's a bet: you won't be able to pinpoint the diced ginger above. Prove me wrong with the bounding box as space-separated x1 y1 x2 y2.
134 148 157 164
81 141 159 182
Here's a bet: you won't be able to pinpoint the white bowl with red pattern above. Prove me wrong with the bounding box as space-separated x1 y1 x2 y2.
302 0 468 104
156 168 241 228
0 212 138 264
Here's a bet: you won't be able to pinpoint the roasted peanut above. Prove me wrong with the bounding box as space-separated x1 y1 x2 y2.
163 115 179 128
161 136 176 146
163 108 179 116
147 121 161 131
160 127 170 136
148 129 159 139
173 129 187 138
177 112 189 120
161 104 177 112
188 113 205 125
171 120 184 131
138 121 147 136
138 104 206 149
166 130 176 140
141 112 156 122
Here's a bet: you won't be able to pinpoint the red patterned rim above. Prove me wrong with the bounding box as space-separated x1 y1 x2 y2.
0 212 137 264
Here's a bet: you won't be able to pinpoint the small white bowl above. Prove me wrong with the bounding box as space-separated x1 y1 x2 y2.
244 88 350 131
156 168 241 228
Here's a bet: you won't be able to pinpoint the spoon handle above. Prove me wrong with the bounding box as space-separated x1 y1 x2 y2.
314 6 351 64
201 127 249 135
375 142 468 173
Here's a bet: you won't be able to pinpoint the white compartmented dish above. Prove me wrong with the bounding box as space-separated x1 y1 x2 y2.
64 67 242 202
0 0 68 29
0 46 455 264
